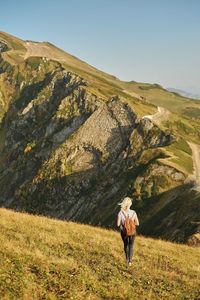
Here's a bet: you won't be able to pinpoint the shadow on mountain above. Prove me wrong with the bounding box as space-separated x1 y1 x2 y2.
0 71 89 203
8 143 176 224
14 72 54 111
0 74 194 244
8 167 200 244
137 183 200 243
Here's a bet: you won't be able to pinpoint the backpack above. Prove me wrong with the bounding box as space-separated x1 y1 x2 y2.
122 211 136 236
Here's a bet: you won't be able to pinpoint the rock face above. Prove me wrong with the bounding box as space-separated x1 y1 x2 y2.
138 184 200 245
0 54 198 244
0 40 9 53
0 86 172 213
187 233 200 247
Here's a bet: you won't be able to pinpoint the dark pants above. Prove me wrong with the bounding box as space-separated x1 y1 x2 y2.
120 229 136 263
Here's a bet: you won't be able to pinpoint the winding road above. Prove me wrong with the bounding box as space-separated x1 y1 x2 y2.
142 106 170 123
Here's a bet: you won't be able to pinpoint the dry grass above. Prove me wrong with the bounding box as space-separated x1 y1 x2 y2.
0 208 199 300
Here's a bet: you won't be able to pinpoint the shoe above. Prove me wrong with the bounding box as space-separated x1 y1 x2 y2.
128 262 132 266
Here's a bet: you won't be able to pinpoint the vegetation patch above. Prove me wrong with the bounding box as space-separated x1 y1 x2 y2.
0 208 199 300
183 107 200 120
165 138 193 174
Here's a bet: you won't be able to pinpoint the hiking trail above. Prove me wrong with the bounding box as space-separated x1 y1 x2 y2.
142 106 170 123
142 106 200 189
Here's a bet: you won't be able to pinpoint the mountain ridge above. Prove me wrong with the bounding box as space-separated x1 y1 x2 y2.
167 87 200 100
0 31 200 245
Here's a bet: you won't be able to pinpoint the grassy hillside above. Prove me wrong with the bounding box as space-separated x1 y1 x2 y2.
0 209 199 300
1 30 200 137
2 31 200 120
163 138 193 174
124 81 200 116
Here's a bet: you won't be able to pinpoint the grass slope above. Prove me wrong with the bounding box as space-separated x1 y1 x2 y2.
124 81 200 116
0 209 199 300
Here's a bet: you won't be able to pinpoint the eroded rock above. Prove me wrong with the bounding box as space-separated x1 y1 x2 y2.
0 40 9 52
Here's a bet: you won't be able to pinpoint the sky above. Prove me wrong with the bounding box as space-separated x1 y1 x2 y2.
1 0 200 95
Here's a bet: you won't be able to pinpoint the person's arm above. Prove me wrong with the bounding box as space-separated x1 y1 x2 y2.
134 212 139 226
116 213 121 227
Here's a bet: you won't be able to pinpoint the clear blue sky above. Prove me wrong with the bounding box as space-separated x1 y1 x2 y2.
1 0 200 94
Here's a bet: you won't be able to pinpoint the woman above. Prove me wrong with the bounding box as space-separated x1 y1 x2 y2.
117 197 139 266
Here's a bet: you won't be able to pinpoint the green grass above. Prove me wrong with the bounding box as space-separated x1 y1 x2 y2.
163 114 200 144
0 31 26 66
124 81 200 116
182 107 200 120
164 138 193 174
0 31 26 52
0 208 199 300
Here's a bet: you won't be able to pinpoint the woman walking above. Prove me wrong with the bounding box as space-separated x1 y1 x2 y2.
117 197 139 266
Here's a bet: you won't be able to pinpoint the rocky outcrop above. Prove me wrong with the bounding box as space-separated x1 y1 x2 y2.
187 233 200 247
0 55 12 74
0 60 101 205
2 91 173 223
132 162 185 199
0 57 172 219
0 40 9 53
137 183 200 244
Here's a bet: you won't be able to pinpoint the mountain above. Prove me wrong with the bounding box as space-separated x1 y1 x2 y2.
0 31 200 244
167 87 200 100
0 208 199 300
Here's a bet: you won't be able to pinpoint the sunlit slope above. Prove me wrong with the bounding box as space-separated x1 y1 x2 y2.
124 81 200 116
0 31 199 181
24 40 200 119
0 208 199 300
1 31 200 118
0 31 156 117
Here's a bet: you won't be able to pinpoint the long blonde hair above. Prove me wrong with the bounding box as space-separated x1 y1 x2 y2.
118 197 132 211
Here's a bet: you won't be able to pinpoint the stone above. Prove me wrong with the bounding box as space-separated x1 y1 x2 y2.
187 233 200 247
0 40 9 52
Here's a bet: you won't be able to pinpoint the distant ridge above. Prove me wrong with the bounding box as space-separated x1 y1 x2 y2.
167 87 200 100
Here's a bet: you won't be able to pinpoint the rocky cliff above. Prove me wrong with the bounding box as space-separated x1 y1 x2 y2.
0 40 9 53
0 32 199 244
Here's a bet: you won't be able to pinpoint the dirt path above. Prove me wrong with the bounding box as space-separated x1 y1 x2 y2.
188 142 200 187
142 106 200 188
142 106 170 123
